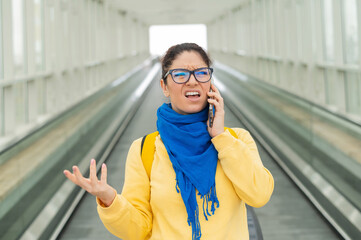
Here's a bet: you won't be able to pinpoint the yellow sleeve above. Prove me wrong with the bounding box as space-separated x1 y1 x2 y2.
211 128 274 208
97 138 152 240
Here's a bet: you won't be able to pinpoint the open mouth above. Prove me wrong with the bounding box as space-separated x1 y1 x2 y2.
185 91 201 99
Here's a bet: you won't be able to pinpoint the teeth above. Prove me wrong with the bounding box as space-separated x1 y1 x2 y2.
186 92 200 96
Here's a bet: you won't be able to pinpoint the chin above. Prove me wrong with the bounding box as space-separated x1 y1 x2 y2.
172 100 208 115
184 104 207 114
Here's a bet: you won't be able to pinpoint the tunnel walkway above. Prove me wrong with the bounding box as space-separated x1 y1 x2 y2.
57 66 341 240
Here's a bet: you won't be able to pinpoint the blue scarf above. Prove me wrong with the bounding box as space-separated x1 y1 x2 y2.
156 103 219 240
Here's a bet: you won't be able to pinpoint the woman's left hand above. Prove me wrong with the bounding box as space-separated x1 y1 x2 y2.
207 84 225 138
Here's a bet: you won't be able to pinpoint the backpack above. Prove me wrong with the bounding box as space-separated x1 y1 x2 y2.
140 127 237 179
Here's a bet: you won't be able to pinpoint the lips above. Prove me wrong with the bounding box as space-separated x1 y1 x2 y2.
185 90 201 98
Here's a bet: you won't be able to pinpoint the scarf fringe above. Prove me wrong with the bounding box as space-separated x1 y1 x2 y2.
188 206 202 240
176 179 220 240
199 186 219 221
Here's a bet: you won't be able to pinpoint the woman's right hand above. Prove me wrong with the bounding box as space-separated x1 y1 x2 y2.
63 159 116 207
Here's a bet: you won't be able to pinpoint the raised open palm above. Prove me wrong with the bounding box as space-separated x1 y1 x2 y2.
63 159 116 207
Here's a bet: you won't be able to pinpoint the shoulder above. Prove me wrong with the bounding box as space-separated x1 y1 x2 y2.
131 137 143 148
126 137 143 157
124 137 148 177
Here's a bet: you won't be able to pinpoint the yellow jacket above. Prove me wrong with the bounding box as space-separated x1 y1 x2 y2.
97 128 274 240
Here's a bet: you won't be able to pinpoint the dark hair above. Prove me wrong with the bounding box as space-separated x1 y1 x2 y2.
161 43 212 84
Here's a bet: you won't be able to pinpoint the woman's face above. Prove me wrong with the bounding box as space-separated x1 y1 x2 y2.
160 51 211 115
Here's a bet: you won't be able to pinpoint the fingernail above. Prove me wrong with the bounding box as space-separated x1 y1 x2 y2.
72 166 76 171
102 163 106 168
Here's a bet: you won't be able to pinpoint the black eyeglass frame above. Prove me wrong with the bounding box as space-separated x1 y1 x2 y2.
163 67 214 84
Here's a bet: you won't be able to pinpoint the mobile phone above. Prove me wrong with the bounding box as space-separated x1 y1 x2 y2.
208 84 214 128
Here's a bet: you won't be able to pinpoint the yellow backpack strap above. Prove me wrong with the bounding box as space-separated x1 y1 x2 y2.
140 131 159 179
224 127 237 138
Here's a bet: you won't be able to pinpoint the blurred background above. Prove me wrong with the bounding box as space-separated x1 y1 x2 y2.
0 0 360 239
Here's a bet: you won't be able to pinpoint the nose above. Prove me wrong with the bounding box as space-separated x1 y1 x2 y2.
186 72 198 85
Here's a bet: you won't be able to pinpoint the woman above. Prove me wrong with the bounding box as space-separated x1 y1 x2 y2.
64 43 274 240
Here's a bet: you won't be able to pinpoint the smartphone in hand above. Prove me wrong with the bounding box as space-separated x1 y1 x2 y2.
208 86 214 128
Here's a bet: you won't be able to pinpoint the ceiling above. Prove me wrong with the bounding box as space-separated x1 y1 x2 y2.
109 0 249 26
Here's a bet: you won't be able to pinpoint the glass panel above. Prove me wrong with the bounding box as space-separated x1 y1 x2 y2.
63 11 69 67
34 0 44 71
12 0 25 75
0 88 3 136
324 69 337 107
118 14 123 56
345 72 361 114
15 83 25 125
0 1 3 79
322 0 335 62
283 0 292 59
310 0 318 59
296 0 304 60
91 1 95 60
342 0 359 64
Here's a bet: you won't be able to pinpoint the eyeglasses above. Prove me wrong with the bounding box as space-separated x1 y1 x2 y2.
163 67 213 84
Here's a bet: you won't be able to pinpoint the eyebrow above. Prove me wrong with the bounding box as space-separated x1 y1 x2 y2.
171 66 208 70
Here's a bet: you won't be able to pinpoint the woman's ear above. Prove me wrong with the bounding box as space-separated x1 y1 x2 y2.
160 79 170 97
